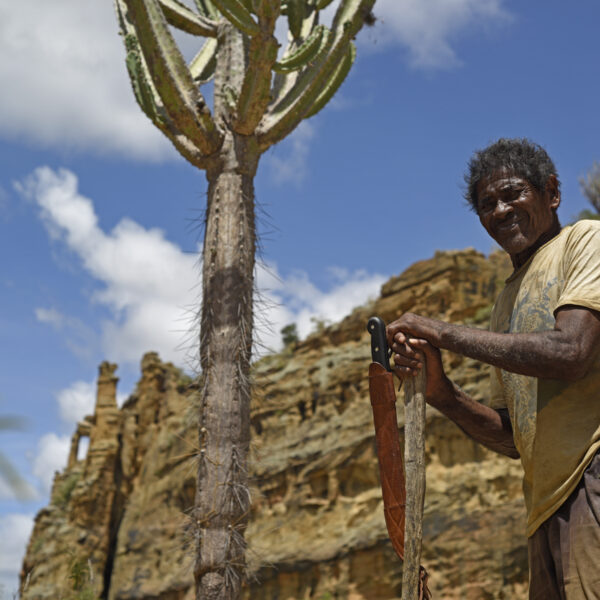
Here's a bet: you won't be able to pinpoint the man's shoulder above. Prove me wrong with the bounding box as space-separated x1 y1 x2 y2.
562 218 600 241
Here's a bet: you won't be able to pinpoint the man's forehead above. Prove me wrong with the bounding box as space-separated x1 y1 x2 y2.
478 172 530 194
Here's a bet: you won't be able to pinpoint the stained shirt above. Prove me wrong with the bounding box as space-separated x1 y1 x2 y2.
489 220 600 536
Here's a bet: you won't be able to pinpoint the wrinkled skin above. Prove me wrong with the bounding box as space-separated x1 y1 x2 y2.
386 172 600 458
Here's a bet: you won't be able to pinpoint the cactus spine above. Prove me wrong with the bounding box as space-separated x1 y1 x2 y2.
113 0 375 599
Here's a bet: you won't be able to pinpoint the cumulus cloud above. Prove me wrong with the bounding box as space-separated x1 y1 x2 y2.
32 433 70 494
257 264 386 349
0 0 171 159
0 1 510 161
55 381 96 425
0 513 34 598
17 167 198 366
18 166 387 365
373 0 511 68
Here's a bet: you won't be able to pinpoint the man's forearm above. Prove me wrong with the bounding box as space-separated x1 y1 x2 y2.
437 323 581 380
389 307 600 381
429 376 519 459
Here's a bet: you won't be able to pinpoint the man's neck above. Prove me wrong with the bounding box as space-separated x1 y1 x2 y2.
511 219 562 269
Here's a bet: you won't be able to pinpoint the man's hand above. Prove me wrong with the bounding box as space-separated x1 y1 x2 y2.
386 312 519 459
386 314 451 403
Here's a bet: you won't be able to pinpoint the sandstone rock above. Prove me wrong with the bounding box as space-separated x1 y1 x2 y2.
20 248 525 600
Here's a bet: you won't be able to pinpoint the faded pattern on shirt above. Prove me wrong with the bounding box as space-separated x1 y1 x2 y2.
489 220 600 537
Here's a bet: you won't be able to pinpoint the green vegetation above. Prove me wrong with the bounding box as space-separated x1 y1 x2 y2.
54 473 80 508
67 553 97 600
281 323 299 348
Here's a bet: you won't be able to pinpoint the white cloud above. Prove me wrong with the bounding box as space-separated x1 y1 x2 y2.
255 262 386 352
0 513 34 599
17 167 199 367
373 0 511 68
32 433 70 494
0 0 171 159
19 166 386 364
264 121 315 185
56 381 95 426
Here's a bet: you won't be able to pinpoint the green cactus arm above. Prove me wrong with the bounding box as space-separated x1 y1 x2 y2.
194 0 219 19
230 0 280 135
210 0 260 35
273 24 325 73
304 40 355 118
189 37 218 82
233 33 279 134
157 0 218 36
332 0 371 33
125 36 163 123
316 0 335 9
115 1 213 168
257 0 374 150
120 0 222 155
254 0 280 22
286 0 304 39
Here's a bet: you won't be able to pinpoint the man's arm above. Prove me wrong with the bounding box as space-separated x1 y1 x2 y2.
388 305 600 382
393 335 519 458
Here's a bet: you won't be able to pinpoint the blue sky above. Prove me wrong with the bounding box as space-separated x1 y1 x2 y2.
1 0 600 595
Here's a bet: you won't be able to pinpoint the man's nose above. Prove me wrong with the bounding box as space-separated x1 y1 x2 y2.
492 199 513 218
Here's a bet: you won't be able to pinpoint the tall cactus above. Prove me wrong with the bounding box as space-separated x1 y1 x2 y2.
113 1 375 598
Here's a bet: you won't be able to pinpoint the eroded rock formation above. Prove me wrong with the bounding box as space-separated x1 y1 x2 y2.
20 248 527 600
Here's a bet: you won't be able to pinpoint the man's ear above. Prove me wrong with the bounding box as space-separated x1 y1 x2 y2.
546 174 561 211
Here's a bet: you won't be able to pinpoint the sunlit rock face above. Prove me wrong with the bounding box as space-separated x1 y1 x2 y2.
21 248 528 600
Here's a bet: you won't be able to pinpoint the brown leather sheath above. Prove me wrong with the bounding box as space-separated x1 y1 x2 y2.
368 362 432 600
369 362 407 559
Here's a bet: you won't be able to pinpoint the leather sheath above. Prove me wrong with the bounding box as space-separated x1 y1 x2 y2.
368 362 432 600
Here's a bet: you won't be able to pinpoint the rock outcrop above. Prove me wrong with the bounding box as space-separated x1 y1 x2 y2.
20 248 527 600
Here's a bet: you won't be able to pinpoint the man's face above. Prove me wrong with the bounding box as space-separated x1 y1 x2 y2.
476 172 560 262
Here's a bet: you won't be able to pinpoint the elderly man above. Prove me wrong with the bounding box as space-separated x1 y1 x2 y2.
387 138 600 599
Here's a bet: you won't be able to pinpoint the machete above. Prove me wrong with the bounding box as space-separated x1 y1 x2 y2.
367 316 431 600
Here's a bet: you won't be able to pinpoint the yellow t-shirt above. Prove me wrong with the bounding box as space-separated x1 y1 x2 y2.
489 220 600 537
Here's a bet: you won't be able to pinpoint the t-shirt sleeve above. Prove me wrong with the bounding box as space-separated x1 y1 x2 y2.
556 220 600 314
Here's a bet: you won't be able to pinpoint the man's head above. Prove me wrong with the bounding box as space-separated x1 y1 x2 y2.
464 138 560 211
464 138 562 267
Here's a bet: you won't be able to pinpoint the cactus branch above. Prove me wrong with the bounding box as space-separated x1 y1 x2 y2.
117 4 213 168
273 24 326 73
233 33 279 134
232 0 280 135
305 41 355 118
121 0 223 155
158 0 218 36
210 0 260 35
194 0 220 19
258 0 374 150
189 37 218 83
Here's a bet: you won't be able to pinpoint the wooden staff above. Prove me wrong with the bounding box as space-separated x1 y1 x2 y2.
367 317 430 600
402 363 428 600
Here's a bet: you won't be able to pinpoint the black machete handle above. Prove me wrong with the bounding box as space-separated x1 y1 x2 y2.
367 316 392 372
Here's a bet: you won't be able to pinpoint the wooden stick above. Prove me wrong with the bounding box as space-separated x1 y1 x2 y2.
402 363 427 600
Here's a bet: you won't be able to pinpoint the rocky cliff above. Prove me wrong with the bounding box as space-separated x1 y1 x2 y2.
20 248 528 600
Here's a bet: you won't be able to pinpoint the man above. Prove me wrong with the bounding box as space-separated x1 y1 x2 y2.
387 138 600 599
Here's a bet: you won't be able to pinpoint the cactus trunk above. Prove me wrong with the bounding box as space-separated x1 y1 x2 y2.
114 3 376 597
195 130 258 599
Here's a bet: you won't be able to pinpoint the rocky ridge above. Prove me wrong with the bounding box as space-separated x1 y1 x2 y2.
20 248 528 600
